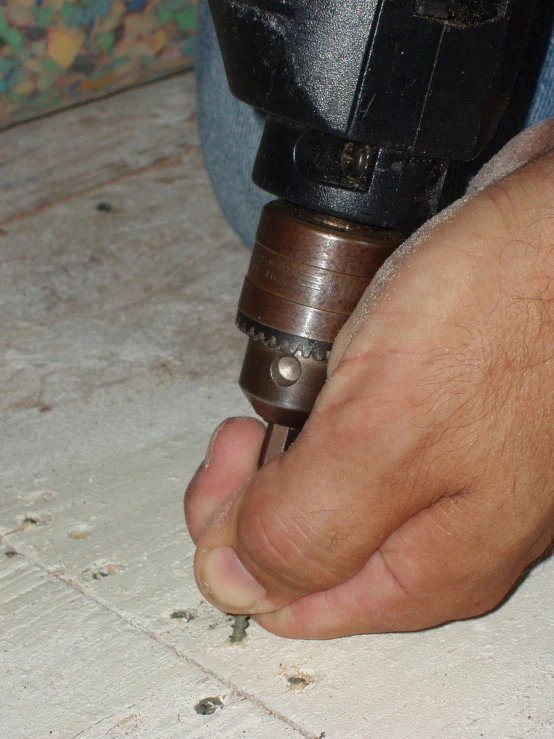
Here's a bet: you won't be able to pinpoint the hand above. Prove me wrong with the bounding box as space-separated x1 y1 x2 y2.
185 119 554 639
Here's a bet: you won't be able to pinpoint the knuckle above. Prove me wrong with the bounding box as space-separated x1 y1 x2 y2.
438 552 520 620
456 581 508 619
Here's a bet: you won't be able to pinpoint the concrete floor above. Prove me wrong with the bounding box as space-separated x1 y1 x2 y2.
0 72 552 739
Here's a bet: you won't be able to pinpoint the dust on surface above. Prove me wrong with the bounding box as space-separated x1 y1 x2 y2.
24 490 56 505
17 512 52 530
107 713 140 737
170 609 196 621
87 562 125 580
69 530 89 540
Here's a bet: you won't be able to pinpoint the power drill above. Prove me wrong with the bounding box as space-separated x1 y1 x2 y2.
207 0 534 464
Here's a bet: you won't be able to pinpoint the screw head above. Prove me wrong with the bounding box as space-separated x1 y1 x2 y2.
341 142 370 179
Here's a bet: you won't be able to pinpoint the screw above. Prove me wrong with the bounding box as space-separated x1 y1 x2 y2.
341 142 370 179
230 614 250 643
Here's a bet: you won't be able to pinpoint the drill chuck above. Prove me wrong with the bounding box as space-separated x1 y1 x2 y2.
236 201 401 447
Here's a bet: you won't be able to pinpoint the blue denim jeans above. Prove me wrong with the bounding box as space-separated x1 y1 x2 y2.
197 0 554 248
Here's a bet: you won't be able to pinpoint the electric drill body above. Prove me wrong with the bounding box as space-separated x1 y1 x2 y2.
207 0 535 461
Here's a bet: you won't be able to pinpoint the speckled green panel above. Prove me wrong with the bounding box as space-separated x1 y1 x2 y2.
0 0 197 128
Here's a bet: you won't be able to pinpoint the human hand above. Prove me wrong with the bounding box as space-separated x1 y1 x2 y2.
185 119 554 638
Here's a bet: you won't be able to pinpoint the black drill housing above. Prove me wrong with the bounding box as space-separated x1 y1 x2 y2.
207 0 533 232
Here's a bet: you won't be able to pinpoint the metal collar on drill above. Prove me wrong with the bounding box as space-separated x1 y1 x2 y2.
236 312 331 362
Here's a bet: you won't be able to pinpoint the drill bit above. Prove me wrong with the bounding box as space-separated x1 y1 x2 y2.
259 423 299 465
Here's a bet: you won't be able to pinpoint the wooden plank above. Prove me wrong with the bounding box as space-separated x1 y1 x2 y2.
0 545 301 739
0 151 251 485
0 73 198 222
2 433 553 739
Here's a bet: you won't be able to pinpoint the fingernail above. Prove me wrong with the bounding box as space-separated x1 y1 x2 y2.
198 546 266 612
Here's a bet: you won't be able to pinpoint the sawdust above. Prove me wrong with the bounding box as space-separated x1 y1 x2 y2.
23 490 56 505
170 609 196 621
469 117 554 195
86 562 125 580
18 512 52 530
69 530 89 540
